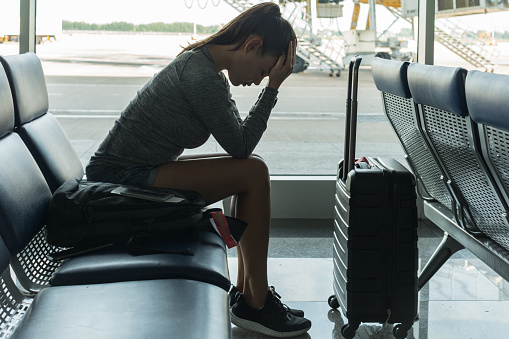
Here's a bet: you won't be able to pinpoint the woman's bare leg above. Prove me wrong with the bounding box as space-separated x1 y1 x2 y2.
230 194 245 293
178 153 265 296
153 154 270 308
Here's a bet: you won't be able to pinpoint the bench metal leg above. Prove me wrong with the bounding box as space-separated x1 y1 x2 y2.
418 232 464 291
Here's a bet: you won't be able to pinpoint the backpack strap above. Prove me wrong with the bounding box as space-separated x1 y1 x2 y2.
48 243 116 262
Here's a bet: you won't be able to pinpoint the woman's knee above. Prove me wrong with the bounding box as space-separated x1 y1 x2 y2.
245 155 270 186
250 153 265 161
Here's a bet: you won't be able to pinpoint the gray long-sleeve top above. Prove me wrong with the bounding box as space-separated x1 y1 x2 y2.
88 46 278 168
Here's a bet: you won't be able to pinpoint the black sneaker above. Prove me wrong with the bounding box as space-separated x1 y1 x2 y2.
269 286 305 318
230 290 312 337
229 285 305 317
229 285 241 307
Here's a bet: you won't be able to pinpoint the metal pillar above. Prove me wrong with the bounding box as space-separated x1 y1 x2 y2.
368 0 376 32
417 0 434 65
19 0 37 54
309 0 318 35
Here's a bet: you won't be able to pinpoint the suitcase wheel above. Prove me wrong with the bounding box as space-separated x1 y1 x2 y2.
341 323 359 339
328 295 339 309
393 323 412 339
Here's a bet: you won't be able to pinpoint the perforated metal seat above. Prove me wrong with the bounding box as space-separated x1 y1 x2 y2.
0 230 231 339
0 53 84 194
9 279 231 339
408 63 509 250
466 70 509 249
0 65 34 338
371 58 472 290
371 57 453 212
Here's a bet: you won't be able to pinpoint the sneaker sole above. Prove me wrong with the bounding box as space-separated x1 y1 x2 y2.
230 311 311 338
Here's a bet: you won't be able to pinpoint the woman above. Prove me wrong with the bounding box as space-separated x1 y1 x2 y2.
85 2 311 337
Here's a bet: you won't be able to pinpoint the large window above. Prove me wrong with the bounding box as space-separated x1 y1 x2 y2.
0 0 20 52
1 0 508 175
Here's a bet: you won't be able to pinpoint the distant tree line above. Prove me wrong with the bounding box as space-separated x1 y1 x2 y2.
62 20 220 34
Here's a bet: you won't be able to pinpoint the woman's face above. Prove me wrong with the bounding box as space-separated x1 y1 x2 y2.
228 41 278 87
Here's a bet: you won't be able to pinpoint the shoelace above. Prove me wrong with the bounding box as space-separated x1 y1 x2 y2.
269 286 292 319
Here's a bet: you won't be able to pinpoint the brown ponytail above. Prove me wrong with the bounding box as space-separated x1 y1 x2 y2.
178 2 296 57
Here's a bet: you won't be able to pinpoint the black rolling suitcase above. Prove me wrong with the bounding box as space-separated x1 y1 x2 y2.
328 56 418 339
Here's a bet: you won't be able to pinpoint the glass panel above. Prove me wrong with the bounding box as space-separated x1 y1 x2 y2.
37 0 241 170
438 0 455 11
456 0 480 8
434 10 509 77
33 0 414 176
36 0 62 44
0 0 20 56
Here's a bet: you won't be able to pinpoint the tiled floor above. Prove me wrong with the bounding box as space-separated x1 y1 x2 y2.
226 219 509 339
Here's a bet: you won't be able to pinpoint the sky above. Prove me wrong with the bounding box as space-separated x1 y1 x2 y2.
58 0 241 26
13 0 509 33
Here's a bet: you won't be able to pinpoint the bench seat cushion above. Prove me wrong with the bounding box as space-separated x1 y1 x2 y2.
407 63 468 117
50 230 231 291
17 113 84 193
10 279 231 339
466 70 509 132
371 57 411 98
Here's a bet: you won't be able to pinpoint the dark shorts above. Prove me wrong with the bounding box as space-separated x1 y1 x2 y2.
86 162 159 187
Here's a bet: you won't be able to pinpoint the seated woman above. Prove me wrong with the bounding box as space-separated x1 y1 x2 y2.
85 3 311 337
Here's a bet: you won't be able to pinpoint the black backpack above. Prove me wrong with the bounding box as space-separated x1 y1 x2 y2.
46 179 246 259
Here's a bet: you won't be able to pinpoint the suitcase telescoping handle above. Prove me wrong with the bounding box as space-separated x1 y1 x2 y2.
342 55 363 181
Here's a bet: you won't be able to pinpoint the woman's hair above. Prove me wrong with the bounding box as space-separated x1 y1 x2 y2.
178 2 296 57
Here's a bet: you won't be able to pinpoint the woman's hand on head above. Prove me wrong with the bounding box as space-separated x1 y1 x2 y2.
267 39 296 90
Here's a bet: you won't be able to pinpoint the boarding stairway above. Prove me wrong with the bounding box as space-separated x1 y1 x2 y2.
222 0 345 75
435 26 495 70
434 18 498 70
383 5 498 70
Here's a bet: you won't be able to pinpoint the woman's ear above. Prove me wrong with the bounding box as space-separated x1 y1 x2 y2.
244 37 263 54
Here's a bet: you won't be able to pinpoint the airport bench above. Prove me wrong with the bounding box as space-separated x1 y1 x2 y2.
371 57 509 291
0 53 233 338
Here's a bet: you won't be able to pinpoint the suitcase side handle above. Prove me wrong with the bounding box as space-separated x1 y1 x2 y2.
342 55 363 181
